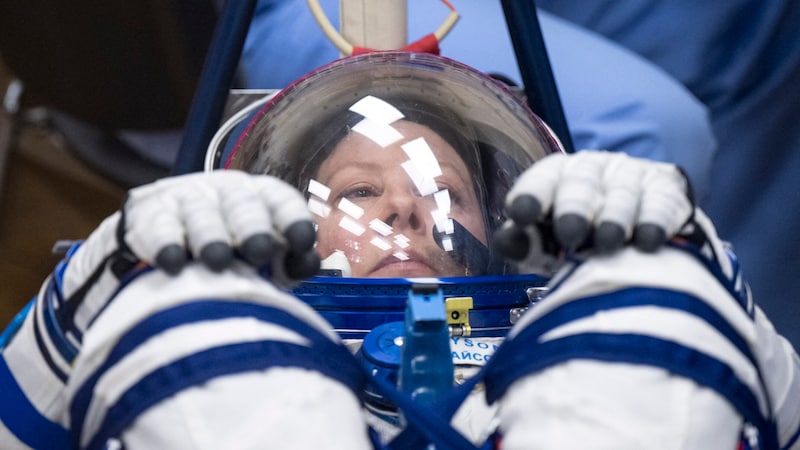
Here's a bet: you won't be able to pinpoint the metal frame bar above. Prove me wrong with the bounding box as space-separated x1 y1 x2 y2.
172 0 257 175
500 0 574 153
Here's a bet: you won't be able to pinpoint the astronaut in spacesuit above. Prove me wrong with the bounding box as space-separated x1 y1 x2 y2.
1 52 798 449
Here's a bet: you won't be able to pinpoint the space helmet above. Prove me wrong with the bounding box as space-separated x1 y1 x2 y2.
221 51 563 338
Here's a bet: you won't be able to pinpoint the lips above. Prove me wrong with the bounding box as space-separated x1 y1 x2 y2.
369 251 437 277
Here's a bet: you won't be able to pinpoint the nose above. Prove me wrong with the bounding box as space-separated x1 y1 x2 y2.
381 185 426 234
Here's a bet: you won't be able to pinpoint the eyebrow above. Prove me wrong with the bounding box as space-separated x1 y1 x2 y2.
437 161 472 189
318 160 381 182
321 156 471 190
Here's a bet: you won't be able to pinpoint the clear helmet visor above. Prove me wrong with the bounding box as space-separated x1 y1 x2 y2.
225 51 563 279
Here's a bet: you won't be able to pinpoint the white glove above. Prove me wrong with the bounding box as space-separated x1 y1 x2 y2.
494 151 694 272
58 170 320 345
0 171 322 448
487 151 800 449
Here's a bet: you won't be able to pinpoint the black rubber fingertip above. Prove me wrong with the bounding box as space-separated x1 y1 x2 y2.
284 250 321 280
634 223 667 253
493 225 530 261
508 195 542 225
595 222 626 254
555 214 590 250
241 233 273 266
156 244 187 275
200 241 234 272
285 221 316 252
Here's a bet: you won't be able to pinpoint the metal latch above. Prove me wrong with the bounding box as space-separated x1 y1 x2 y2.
446 296 473 337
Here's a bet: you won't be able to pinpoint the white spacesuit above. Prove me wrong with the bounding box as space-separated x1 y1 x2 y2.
0 52 798 449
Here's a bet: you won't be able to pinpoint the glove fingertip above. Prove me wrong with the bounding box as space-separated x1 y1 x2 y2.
493 225 530 261
200 241 234 272
284 250 321 280
634 223 667 253
555 214 590 251
156 244 187 275
595 222 626 254
285 221 316 253
240 233 274 267
508 195 542 226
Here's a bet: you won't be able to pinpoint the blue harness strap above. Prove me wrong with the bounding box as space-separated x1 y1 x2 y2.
0 354 70 448
483 287 778 450
69 300 366 450
376 371 485 450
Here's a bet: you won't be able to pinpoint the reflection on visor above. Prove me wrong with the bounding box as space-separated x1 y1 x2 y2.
307 176 463 276
304 94 481 279
304 96 485 278
401 137 443 196
351 95 405 147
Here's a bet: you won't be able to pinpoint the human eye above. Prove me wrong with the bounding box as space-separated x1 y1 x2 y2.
436 183 462 205
341 184 379 200
432 189 456 211
436 179 478 215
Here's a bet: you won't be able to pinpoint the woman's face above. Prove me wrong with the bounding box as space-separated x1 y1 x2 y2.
312 120 486 278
